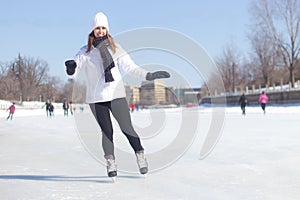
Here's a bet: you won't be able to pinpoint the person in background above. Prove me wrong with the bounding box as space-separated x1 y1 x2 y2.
135 102 140 111
258 91 269 114
239 93 248 115
7 102 16 120
130 103 135 113
65 12 170 178
48 102 54 118
69 101 74 115
42 100 50 117
62 100 69 116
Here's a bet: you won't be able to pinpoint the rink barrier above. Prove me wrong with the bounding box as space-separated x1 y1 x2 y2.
201 89 300 105
0 101 87 111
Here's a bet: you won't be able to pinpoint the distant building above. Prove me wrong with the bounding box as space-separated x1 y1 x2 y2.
125 86 140 104
140 80 166 105
125 81 201 106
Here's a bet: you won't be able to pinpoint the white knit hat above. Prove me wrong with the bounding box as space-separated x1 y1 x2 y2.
91 12 109 32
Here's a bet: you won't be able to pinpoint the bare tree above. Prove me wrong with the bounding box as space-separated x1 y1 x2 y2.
0 62 20 100
55 79 74 102
248 26 282 86
12 54 49 101
38 76 63 102
1 55 73 103
250 0 300 87
216 45 244 93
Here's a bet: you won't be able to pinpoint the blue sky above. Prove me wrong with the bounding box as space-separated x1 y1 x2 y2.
0 0 253 86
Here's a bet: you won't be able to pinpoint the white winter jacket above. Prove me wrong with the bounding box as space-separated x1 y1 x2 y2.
68 44 148 103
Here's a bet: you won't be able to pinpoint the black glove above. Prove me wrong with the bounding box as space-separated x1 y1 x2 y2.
65 60 77 75
146 71 170 81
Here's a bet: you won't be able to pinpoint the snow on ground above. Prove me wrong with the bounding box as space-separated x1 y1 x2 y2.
0 104 300 200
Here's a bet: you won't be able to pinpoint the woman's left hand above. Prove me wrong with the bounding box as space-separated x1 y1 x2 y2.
146 71 170 81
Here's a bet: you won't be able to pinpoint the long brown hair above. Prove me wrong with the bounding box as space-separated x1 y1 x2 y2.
86 32 117 53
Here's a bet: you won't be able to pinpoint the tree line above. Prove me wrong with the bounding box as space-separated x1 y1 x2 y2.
0 54 73 103
206 0 300 94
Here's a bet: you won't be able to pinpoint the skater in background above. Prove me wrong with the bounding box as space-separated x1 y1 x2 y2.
65 12 170 178
239 93 248 115
79 106 84 112
69 101 74 115
135 102 140 111
62 100 69 116
6 102 16 120
42 100 50 117
48 102 54 118
259 91 269 114
130 103 135 112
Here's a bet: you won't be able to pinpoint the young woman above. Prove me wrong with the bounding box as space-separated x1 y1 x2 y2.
65 12 170 178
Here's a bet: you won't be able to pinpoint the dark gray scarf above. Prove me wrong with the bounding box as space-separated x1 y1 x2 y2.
92 35 115 82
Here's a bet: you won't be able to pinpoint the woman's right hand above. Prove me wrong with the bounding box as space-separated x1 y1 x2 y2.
65 60 77 75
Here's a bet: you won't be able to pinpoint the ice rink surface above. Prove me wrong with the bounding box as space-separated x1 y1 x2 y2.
1 105 300 200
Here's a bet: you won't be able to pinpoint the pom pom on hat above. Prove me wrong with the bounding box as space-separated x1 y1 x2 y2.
91 12 109 32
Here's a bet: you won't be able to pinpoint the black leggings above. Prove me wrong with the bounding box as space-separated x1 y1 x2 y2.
90 98 143 159
261 103 266 111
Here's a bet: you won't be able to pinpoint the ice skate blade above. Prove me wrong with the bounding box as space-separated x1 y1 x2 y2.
111 177 116 182
142 174 147 178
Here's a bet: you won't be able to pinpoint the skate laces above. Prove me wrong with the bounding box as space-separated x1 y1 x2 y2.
135 151 148 168
106 158 117 172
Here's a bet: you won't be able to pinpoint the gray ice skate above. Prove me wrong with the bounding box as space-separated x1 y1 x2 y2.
105 155 117 181
135 150 148 175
